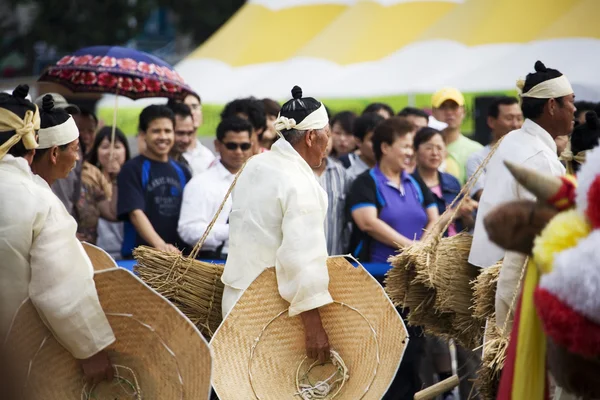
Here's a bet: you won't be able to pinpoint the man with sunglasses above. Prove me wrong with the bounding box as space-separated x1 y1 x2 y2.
178 116 254 259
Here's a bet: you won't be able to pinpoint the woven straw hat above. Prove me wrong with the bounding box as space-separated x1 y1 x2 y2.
210 257 408 399
3 267 212 399
82 241 118 271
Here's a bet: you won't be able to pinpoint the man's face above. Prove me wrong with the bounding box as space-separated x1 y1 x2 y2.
54 139 80 179
215 130 253 172
358 131 375 165
432 100 465 129
173 115 195 155
74 114 97 154
142 117 174 160
184 94 202 129
308 125 331 168
488 103 523 140
551 94 577 136
404 115 428 131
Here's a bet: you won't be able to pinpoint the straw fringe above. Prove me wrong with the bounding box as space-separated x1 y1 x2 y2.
134 246 224 338
133 160 253 339
384 138 506 351
472 261 502 321
476 318 509 400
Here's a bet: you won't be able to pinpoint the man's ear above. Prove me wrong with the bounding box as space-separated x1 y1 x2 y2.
50 146 59 165
305 129 314 147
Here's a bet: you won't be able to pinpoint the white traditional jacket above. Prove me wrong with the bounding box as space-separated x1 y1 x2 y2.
221 139 333 317
0 155 115 359
468 119 566 327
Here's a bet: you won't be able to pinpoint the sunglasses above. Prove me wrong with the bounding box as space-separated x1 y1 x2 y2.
223 142 252 151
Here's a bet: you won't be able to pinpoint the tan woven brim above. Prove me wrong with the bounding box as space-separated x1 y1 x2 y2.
82 241 117 271
210 257 408 399
4 268 212 399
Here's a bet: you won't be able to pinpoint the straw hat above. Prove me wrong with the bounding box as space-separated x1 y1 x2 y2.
82 241 118 271
210 257 408 400
3 267 212 399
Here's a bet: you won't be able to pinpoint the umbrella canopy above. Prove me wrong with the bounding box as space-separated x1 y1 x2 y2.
39 45 196 100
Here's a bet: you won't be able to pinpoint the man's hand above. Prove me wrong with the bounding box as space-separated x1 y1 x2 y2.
457 197 478 219
300 309 330 364
156 242 180 253
484 200 559 255
79 350 113 385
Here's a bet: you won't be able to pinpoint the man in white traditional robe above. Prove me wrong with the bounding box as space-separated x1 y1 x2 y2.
222 86 333 362
469 61 576 329
0 88 115 384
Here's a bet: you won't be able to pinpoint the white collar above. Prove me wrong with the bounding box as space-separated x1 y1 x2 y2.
521 119 558 155
214 160 236 179
0 154 34 178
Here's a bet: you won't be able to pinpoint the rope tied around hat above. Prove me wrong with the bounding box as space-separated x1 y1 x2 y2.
81 364 142 400
295 350 349 400
248 300 380 400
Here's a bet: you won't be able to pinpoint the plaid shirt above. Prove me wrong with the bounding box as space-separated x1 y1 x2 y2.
315 157 351 255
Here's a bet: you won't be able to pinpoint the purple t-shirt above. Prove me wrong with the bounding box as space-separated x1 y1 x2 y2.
347 166 437 264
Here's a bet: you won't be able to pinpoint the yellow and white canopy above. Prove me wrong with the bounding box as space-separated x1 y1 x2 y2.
174 0 600 103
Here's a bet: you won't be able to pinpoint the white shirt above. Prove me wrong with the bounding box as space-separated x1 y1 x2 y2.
346 156 369 182
182 139 216 176
468 120 566 328
221 139 333 317
178 161 233 252
0 155 115 358
465 145 491 197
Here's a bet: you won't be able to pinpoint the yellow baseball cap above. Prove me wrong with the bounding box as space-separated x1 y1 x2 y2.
431 87 465 108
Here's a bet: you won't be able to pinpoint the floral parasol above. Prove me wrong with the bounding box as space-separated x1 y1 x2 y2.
38 45 196 100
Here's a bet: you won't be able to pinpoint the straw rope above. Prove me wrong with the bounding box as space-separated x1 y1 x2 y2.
295 350 349 400
81 365 142 400
248 301 380 400
188 159 250 260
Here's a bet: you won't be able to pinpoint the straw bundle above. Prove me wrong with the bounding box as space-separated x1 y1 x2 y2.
472 261 502 321
385 139 506 350
134 246 224 338
476 318 509 400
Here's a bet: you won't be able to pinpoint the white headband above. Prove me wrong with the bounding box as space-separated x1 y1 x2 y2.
37 116 79 149
274 102 329 134
520 75 573 99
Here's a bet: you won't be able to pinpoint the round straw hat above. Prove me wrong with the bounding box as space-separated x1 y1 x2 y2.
210 256 408 400
3 267 213 399
82 241 118 271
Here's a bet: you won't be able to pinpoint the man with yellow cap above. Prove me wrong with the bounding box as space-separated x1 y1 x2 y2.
0 86 115 384
469 61 576 329
432 87 484 184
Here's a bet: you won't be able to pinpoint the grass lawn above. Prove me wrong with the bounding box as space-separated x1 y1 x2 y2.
98 90 516 137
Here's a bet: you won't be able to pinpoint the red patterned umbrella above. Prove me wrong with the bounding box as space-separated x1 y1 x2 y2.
39 45 196 100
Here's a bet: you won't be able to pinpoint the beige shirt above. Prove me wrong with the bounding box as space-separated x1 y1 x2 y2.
0 155 115 358
468 119 565 327
221 139 333 317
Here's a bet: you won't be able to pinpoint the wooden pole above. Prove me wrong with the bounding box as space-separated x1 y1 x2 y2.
108 93 119 164
414 374 460 400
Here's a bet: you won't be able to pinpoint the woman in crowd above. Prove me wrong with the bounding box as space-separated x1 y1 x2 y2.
347 117 439 264
347 116 439 400
413 127 477 235
82 127 131 259
330 110 357 163
411 127 479 400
